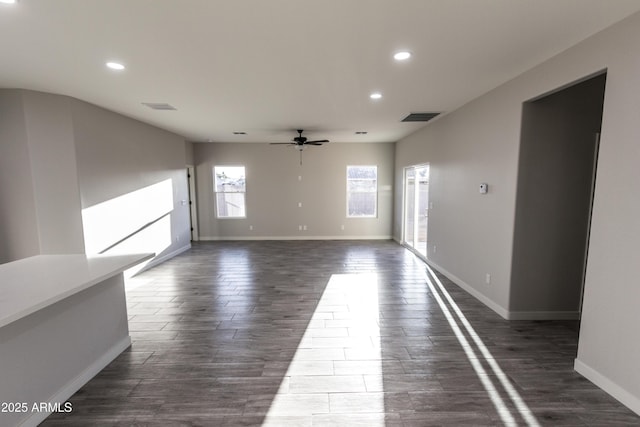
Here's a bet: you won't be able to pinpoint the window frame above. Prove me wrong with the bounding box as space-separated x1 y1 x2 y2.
213 165 247 219
346 165 378 218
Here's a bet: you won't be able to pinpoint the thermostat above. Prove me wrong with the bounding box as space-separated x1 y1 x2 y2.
479 183 489 194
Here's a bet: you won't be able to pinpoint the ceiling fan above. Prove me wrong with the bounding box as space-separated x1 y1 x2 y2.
270 129 330 164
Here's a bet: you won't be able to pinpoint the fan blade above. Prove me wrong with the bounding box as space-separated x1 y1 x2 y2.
270 142 295 145
305 139 329 144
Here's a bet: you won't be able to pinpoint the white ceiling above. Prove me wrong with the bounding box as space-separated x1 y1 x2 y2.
1 1 639 144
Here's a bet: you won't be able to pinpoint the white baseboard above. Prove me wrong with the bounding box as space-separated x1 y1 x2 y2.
508 311 581 320
421 258 511 320
402 245 582 322
425 262 580 321
20 336 132 427
574 358 640 416
199 235 393 241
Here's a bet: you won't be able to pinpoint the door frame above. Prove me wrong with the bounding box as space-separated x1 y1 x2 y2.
402 163 430 258
187 165 199 241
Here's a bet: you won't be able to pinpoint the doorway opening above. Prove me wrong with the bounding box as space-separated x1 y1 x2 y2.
509 71 606 320
403 164 430 258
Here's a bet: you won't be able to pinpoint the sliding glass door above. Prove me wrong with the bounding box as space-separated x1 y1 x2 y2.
403 165 430 257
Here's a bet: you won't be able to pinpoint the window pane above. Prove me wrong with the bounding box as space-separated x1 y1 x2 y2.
348 192 376 217
214 165 246 218
347 165 377 217
347 166 377 180
348 179 376 192
216 193 246 218
214 166 245 192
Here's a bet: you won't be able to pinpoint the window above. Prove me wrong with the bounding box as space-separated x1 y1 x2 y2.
347 165 377 217
214 166 246 218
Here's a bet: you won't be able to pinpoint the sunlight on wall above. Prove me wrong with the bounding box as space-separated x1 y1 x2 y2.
264 273 385 425
81 179 174 275
422 265 540 427
108 215 172 277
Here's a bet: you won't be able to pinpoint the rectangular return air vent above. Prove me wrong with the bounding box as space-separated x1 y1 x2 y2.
142 102 177 111
401 112 440 122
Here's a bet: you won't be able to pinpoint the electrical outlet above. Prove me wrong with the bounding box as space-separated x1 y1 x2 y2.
341 225 345 231
433 244 437 253
298 202 302 207
249 225 253 231
485 273 491 285
303 225 307 231
298 225 302 231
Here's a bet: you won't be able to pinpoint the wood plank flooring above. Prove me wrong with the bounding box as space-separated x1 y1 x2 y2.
41 241 639 426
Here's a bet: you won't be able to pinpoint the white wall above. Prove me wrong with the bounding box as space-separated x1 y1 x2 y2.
195 142 394 240
395 11 640 414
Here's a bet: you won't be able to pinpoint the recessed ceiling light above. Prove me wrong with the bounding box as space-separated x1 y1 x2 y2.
106 62 125 71
370 92 382 100
393 51 412 61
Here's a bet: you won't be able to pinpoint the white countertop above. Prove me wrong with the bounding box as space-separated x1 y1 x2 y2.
0 253 154 328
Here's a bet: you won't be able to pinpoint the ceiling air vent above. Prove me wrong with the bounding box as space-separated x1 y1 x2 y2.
401 112 440 122
142 102 177 111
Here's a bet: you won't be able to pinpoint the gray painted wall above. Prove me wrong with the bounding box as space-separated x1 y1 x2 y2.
71 98 191 263
0 90 84 263
185 141 194 165
394 87 520 314
194 142 394 239
510 74 605 314
22 91 85 256
575 13 640 413
0 89 191 267
0 91 40 263
395 11 640 413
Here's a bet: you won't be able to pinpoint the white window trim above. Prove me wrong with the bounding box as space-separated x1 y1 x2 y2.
214 165 247 219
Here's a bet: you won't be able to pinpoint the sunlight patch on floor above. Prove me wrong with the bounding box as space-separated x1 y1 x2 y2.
423 264 540 427
263 273 385 426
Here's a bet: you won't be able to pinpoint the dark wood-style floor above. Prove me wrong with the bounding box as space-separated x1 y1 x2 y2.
42 241 639 426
